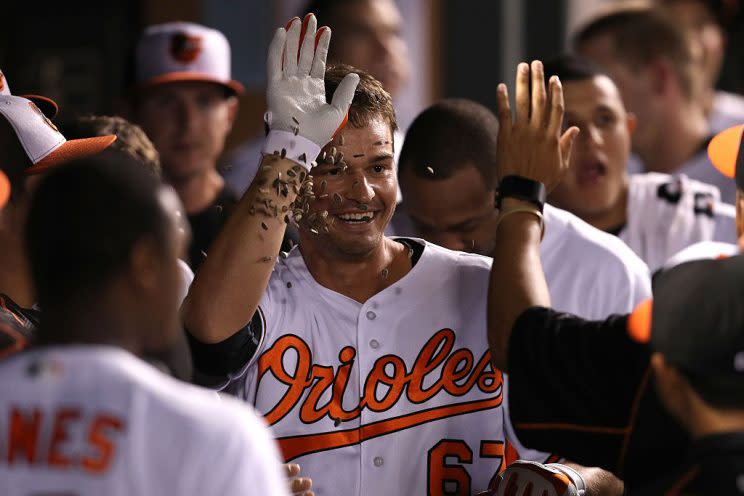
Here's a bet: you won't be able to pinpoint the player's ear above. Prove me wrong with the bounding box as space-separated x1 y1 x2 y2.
225 96 240 131
129 236 162 291
626 112 637 136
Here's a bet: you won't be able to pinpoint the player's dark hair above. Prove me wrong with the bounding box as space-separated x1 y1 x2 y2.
26 149 171 312
302 0 362 23
63 115 162 179
572 6 698 99
325 63 398 136
397 99 499 187
543 53 607 85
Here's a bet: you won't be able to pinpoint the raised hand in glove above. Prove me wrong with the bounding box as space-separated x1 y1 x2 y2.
477 461 586 496
263 13 360 170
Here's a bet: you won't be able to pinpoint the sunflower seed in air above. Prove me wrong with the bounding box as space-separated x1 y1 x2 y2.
339 134 345 146
381 268 390 280
426 166 434 175
261 222 268 230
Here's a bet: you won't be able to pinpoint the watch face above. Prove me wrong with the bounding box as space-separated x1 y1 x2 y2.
497 176 546 210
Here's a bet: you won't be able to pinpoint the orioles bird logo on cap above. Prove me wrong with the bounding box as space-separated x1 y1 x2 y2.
170 33 202 64
28 101 58 132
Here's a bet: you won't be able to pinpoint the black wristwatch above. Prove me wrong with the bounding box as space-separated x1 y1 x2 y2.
496 175 546 212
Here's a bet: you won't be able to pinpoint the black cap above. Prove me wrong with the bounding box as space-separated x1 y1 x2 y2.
651 256 744 381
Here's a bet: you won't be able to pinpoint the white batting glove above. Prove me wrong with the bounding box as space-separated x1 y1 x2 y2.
486 461 586 496
263 14 359 170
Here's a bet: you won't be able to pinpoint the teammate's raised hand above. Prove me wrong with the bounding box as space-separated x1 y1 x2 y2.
496 60 579 192
263 13 360 169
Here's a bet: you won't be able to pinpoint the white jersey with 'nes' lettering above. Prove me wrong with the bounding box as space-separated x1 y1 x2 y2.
222 237 647 496
0 346 288 496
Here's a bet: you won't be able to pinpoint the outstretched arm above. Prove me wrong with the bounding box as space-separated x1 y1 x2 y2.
182 14 358 343
487 60 578 371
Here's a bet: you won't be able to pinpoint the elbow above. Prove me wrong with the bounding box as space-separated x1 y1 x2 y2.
487 324 510 372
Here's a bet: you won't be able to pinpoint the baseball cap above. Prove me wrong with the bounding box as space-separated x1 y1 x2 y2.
0 170 9 209
708 123 744 191
628 256 744 386
0 95 116 175
0 68 58 119
134 22 244 95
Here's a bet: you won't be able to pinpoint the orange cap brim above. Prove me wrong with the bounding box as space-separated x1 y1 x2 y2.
137 72 244 95
708 124 744 179
0 170 9 209
25 134 117 175
627 298 653 344
21 94 58 119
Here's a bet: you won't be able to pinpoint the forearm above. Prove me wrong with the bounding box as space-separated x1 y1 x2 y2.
487 198 551 371
565 463 624 496
182 154 302 343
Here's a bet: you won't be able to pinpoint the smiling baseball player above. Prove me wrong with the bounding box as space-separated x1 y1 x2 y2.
183 14 619 496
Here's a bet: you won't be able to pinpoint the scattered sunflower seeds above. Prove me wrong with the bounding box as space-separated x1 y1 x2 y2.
426 166 435 175
381 268 390 280
339 134 345 146
261 222 269 230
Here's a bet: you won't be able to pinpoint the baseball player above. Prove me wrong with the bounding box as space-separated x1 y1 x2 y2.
397 98 650 319
663 123 744 268
0 94 115 358
0 152 288 495
484 61 744 494
542 54 736 272
184 15 617 495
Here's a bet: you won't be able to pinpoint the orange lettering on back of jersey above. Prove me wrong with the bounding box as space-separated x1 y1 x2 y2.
47 408 80 467
8 407 42 464
82 414 124 473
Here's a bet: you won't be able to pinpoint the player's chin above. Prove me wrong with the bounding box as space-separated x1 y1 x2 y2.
328 230 384 257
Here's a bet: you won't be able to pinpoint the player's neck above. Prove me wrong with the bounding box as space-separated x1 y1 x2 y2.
300 236 411 303
578 181 629 233
637 103 709 174
38 305 143 355
167 166 224 215
0 240 35 308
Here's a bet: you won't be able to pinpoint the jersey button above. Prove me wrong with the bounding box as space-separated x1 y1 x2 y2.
373 456 384 467
369 339 380 349
366 311 376 320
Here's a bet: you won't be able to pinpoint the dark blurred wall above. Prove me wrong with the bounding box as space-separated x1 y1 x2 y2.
0 1 144 124
441 0 567 109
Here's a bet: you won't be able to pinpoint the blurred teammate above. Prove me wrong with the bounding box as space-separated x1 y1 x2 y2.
183 16 618 495
656 0 744 132
543 54 736 271
397 98 650 317
484 59 744 494
0 152 288 496
126 22 241 270
0 95 114 358
574 5 738 204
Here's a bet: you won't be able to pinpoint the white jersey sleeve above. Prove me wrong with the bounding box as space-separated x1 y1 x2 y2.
621 173 737 272
541 204 651 319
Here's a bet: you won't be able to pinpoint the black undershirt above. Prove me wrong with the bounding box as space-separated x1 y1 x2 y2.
186 187 237 271
506 307 690 490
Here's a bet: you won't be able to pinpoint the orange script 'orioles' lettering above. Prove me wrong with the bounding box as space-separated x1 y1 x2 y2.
257 329 501 426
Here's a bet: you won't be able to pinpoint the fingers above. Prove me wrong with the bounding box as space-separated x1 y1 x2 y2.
283 17 302 76
547 76 565 136
288 476 313 494
560 126 581 168
267 28 287 82
530 60 547 127
514 62 530 125
284 463 301 477
310 27 331 78
496 83 512 134
330 72 360 112
297 14 318 75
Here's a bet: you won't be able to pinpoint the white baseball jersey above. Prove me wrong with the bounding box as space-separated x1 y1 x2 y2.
542 204 651 318
216 234 647 495
0 346 288 496
663 240 740 270
620 172 737 272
